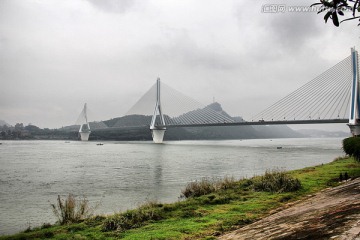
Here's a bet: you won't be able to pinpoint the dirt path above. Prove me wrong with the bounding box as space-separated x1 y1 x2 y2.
219 178 360 240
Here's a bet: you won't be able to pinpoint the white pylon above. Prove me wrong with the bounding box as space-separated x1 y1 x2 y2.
79 103 91 141
348 48 360 136
150 78 166 143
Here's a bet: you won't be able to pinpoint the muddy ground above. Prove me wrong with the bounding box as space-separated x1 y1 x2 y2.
219 178 360 240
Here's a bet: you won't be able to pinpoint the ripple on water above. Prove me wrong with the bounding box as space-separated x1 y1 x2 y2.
0 138 344 235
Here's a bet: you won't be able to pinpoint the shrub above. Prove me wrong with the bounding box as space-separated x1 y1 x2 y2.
181 176 238 198
217 176 237 190
51 194 94 225
102 201 164 232
181 178 216 198
343 137 360 161
252 170 302 193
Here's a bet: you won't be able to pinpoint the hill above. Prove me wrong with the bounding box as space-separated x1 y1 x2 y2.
89 102 302 141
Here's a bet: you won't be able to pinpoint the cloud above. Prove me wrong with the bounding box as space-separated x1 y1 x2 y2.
86 0 136 13
0 0 357 129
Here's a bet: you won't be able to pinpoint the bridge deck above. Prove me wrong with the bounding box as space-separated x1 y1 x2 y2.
159 119 349 128
90 119 349 132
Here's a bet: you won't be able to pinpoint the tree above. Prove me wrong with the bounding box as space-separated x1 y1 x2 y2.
14 123 24 130
311 0 360 26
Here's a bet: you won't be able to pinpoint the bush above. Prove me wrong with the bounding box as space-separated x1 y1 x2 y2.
181 176 237 198
51 194 94 225
252 170 302 193
343 137 360 161
181 178 216 198
102 201 164 232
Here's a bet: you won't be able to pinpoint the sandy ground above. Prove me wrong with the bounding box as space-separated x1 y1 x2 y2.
219 178 360 240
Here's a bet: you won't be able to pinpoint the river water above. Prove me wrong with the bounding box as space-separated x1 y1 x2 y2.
0 138 344 235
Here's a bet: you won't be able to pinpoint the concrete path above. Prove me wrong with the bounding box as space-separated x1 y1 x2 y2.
219 178 360 240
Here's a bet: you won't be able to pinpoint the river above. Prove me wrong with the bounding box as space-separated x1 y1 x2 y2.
0 138 344 235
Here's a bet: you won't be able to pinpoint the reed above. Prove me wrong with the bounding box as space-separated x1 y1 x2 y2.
50 194 94 225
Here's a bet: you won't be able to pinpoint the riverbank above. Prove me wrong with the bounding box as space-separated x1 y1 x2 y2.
1 156 360 240
220 176 360 239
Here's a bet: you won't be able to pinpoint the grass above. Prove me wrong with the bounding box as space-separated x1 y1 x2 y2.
2 156 360 240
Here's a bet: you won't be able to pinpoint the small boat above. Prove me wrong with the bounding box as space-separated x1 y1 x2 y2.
277 146 282 149
96 143 104 146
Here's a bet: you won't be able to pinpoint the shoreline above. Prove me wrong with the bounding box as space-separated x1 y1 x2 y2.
1 156 360 239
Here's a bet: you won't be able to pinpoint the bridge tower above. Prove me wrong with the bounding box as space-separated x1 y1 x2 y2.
150 78 166 143
79 103 91 141
348 48 360 136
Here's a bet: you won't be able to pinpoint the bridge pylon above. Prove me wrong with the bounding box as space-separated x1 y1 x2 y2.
150 78 166 143
79 103 91 141
348 48 360 136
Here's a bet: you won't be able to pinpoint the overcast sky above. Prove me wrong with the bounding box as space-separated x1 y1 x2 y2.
0 0 358 131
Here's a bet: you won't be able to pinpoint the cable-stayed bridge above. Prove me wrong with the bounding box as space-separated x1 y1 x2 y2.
76 48 360 143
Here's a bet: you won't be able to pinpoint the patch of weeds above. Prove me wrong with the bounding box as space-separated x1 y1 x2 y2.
40 223 52 229
102 200 165 232
181 178 216 198
207 196 231 205
214 223 225 233
204 236 218 240
279 194 293 202
179 205 203 218
326 178 340 187
84 215 106 227
181 176 238 198
43 231 55 238
235 218 253 226
300 167 316 173
239 179 253 189
163 205 176 212
51 194 96 225
347 163 359 168
252 169 302 193
334 156 348 162
23 226 32 233
66 224 85 233
217 176 238 190
180 209 202 218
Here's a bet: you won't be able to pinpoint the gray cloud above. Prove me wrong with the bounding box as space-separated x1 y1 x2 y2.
86 0 136 13
145 28 241 71
0 0 356 131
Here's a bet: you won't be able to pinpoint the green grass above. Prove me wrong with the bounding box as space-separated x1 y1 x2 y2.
2 156 360 240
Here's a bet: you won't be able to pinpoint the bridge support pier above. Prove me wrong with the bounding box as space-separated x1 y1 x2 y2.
150 78 166 143
348 124 360 136
78 103 91 141
79 131 91 141
151 128 166 143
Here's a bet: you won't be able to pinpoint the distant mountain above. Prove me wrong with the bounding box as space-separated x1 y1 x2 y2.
105 115 152 128
60 121 108 132
297 129 350 138
0 120 10 127
206 102 233 119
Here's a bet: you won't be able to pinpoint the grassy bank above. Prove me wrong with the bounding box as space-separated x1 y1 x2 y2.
2 156 360 240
